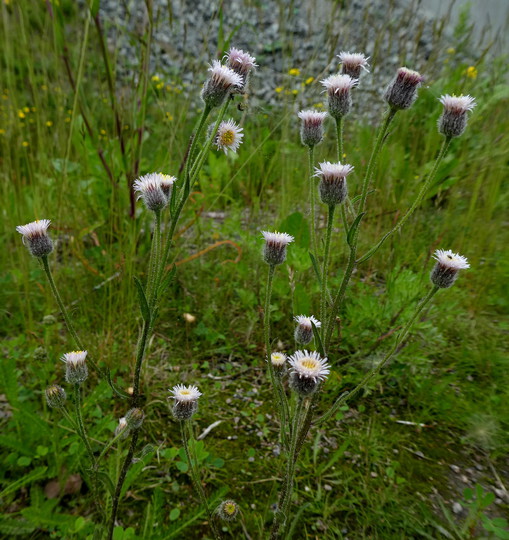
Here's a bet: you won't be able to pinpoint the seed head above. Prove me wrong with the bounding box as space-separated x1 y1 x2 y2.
216 499 240 521
314 161 353 206
202 60 243 108
61 350 88 385
16 219 53 258
430 249 470 288
114 417 130 439
261 231 294 266
297 110 327 148
384 67 424 110
294 315 321 345
133 173 168 212
125 408 145 430
45 385 67 408
321 74 358 119
438 94 476 138
170 384 202 420
289 350 330 396
225 47 257 90
214 119 244 154
338 51 370 79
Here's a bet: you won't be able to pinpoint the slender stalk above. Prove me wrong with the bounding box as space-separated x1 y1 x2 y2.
74 383 96 467
335 116 343 160
132 319 151 404
319 286 439 424
96 428 128 465
358 108 397 213
320 205 336 338
181 421 221 540
271 397 304 539
358 137 452 264
183 105 212 185
308 146 317 256
146 210 161 306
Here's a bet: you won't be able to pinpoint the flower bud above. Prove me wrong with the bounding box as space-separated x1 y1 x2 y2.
16 219 53 258
430 249 470 289
114 417 130 439
45 385 67 408
297 110 327 148
225 48 257 91
270 352 287 375
34 346 48 362
384 67 424 110
125 408 145 430
321 74 358 120
294 315 321 345
438 94 476 138
314 161 353 206
338 51 370 79
201 60 243 108
261 231 294 266
170 384 202 421
62 351 88 384
289 350 330 397
216 499 240 521
133 173 168 212
42 314 57 326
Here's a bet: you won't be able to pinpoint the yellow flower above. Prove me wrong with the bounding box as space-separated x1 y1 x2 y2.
291 89 298 95
447 47 455 54
165 112 173 121
46 121 53 127
22 141 29 147
156 82 164 90
288 68 300 76
0 129 5 135
18 110 26 119
305 76 314 85
23 106 30 113
275 86 283 93
41 84 48 91
151 75 160 82
466 66 477 79
100 129 106 135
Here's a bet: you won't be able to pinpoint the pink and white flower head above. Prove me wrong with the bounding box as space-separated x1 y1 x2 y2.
133 173 168 212
214 119 244 154
289 350 330 396
159 174 177 198
62 350 88 385
225 47 257 89
170 384 202 420
297 110 327 147
321 74 358 119
438 94 476 138
294 315 321 345
16 219 53 258
384 67 424 110
338 51 370 79
202 60 243 108
314 161 354 206
261 231 294 266
430 249 470 289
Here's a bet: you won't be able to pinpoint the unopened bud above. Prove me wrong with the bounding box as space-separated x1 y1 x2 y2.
438 94 476 138
297 110 327 148
202 61 243 108
16 220 53 258
125 408 145 430
321 74 358 120
45 384 67 408
430 249 470 289
62 351 88 385
314 161 353 206
261 231 294 266
294 315 321 345
384 67 424 110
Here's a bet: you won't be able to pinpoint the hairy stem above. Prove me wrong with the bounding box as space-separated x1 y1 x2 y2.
308 146 317 257
335 116 343 160
320 205 336 338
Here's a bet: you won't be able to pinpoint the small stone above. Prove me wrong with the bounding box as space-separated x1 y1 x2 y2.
452 502 463 514
450 464 460 473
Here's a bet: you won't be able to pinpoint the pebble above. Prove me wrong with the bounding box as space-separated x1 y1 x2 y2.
452 502 463 514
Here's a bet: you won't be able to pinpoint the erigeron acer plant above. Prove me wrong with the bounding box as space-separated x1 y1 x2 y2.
264 52 475 538
17 48 252 539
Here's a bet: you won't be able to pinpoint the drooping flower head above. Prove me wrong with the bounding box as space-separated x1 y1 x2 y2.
289 350 330 396
45 385 67 409
384 67 424 110
16 219 53 258
338 51 370 79
216 499 240 521
170 384 202 420
214 119 244 154
159 174 177 198
261 231 294 266
294 315 321 345
314 161 354 206
297 110 327 148
321 74 358 119
225 47 257 89
430 249 470 289
201 60 243 108
438 94 476 138
133 173 168 212
61 350 88 385
125 407 145 430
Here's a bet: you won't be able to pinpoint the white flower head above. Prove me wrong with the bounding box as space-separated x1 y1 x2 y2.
202 60 243 108
297 110 327 147
338 51 370 78
438 95 476 138
439 94 476 113
289 350 330 382
321 74 358 119
62 350 88 366
133 173 167 212
294 316 321 345
261 231 294 265
314 161 354 181
16 219 53 258
170 384 202 403
270 352 287 367
214 119 244 154
433 249 470 270
314 161 354 206
261 231 294 246
61 350 88 385
225 48 257 87
294 315 321 329
321 73 358 95
297 110 328 124
431 249 470 288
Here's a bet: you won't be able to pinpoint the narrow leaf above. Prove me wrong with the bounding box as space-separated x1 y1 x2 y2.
347 212 365 247
134 276 151 322
311 322 325 357
158 265 177 297
309 252 322 286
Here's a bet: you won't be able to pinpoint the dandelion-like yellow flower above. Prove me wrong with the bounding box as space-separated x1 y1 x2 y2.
305 77 314 85
275 86 283 93
18 110 25 119
466 66 477 79
151 75 160 82
22 141 29 147
447 47 455 54
288 68 300 76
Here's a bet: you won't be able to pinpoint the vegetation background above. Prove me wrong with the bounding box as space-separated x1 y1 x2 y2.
0 0 508 538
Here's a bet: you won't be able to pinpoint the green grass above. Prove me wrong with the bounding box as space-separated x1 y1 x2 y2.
1 0 509 538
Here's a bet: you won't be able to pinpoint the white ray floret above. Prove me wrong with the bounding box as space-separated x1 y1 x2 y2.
297 110 328 123
208 60 243 89
338 51 370 72
225 48 257 72
133 173 164 195
61 350 88 365
270 352 287 367
261 231 294 246
314 161 354 179
215 119 244 154
433 249 470 270
289 350 330 382
321 74 358 94
439 94 476 113
170 384 202 403
16 219 51 239
294 315 321 328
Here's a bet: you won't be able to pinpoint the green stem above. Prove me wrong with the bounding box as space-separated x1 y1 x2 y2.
308 146 317 257
320 205 336 338
183 105 212 185
73 383 96 467
358 137 452 264
146 210 161 304
319 286 439 424
181 421 221 540
335 116 343 161
132 319 151 405
358 108 397 214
